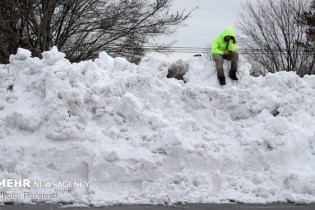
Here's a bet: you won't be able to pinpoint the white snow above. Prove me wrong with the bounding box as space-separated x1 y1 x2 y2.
0 47 315 205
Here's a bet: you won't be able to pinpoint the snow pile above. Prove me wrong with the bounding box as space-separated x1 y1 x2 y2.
0 47 315 205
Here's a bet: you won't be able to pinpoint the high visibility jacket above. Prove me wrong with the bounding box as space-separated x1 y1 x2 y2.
210 27 236 55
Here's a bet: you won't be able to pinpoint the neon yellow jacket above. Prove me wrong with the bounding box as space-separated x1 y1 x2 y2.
210 27 236 55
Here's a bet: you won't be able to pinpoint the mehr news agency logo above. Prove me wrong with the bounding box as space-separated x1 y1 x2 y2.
0 179 89 200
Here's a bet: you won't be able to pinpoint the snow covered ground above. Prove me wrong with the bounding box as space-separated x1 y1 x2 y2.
0 47 315 206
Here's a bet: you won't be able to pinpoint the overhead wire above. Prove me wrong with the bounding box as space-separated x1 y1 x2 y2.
116 46 315 54
96 44 315 56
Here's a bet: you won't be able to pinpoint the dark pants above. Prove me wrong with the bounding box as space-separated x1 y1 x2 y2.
212 51 239 78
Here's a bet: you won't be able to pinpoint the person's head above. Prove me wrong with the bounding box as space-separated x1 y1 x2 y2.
222 27 236 43
224 36 232 41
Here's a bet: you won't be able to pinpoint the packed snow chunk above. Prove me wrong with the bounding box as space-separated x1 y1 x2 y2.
114 57 136 72
151 127 182 154
103 151 119 162
0 67 9 78
284 173 315 195
10 48 32 61
115 93 145 121
8 48 43 78
41 46 66 65
263 71 304 91
5 112 41 132
46 120 85 141
94 51 115 72
263 94 280 115
184 57 215 87
138 56 168 78
142 110 167 130
76 61 103 88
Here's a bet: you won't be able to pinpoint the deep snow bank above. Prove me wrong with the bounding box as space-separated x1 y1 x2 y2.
0 47 315 205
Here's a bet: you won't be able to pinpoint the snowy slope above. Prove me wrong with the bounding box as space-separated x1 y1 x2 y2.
0 47 315 205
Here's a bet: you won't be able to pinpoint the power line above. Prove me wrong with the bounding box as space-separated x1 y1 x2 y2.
91 45 315 55
114 46 315 54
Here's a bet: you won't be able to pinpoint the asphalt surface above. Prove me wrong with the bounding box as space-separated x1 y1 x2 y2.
0 203 315 210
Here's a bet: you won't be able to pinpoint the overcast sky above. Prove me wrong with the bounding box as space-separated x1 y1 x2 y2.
153 0 251 61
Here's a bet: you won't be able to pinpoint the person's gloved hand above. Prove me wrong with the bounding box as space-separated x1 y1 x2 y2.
224 51 230 55
230 37 236 44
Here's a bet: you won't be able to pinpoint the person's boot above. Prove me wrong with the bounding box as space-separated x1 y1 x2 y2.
218 76 226 85
229 71 238 80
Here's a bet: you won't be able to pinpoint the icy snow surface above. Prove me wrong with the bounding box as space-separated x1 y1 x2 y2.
0 47 315 205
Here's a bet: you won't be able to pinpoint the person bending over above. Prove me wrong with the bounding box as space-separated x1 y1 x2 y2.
210 27 239 85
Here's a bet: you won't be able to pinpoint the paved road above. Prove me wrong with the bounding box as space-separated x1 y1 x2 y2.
0 203 315 210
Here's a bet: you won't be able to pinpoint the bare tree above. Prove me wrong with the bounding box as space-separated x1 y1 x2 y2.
0 1 21 63
299 0 315 42
0 0 191 63
238 0 315 77
298 0 315 75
